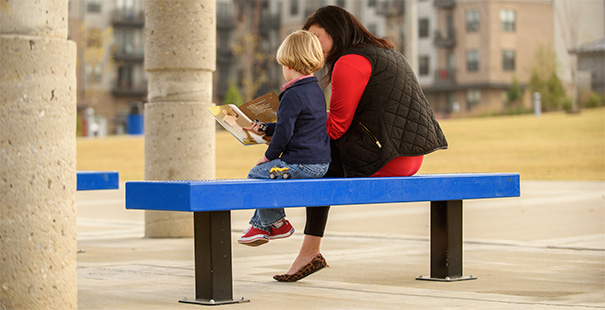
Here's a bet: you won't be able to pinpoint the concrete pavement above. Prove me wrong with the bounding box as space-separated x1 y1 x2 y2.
75 181 605 309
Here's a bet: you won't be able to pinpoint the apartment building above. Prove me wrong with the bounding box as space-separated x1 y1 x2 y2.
417 0 438 87
421 0 604 117
553 0 605 105
69 0 601 134
68 0 145 135
420 0 554 116
71 0 411 135
215 0 410 104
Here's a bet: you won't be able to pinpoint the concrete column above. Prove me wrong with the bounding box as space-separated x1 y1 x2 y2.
0 1 77 309
144 0 216 237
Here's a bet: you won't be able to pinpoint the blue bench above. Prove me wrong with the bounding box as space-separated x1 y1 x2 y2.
126 173 520 305
77 171 119 191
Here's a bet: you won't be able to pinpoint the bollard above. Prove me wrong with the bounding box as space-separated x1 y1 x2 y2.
533 92 541 117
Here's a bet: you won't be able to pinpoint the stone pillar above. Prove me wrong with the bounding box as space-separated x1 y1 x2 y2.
0 1 77 309
144 0 216 237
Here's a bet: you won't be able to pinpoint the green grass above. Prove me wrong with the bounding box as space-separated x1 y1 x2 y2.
77 107 605 181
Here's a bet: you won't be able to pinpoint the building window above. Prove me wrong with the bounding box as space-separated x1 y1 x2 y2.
368 0 377 7
419 55 430 76
289 0 298 16
500 9 516 32
466 9 479 32
337 0 346 8
502 49 516 71
466 50 479 72
467 89 481 110
367 24 377 35
93 65 103 83
419 18 429 38
86 0 101 13
117 65 133 89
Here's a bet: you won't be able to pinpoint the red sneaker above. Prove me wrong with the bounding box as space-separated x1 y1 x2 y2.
238 226 270 246
270 219 295 240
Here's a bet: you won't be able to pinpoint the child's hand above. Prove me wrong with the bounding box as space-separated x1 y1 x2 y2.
256 156 269 166
243 119 267 135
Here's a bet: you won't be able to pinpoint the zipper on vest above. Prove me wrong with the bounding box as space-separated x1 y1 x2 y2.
358 122 382 149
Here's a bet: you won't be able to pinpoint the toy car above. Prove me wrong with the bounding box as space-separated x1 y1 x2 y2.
269 167 291 179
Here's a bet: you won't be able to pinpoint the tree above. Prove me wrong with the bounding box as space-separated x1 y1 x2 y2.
382 1 406 54
231 0 273 101
224 80 244 107
506 76 523 106
528 44 569 112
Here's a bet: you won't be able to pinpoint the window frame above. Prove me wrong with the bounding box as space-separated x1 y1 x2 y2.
466 89 481 111
419 18 430 38
500 9 516 32
86 0 102 13
466 49 480 72
502 49 516 71
419 55 430 76
289 0 298 16
466 9 480 32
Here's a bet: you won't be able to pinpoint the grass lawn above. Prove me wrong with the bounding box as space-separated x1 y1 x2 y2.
77 107 605 181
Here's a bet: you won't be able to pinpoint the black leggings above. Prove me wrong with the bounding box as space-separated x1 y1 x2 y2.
303 141 344 237
303 206 331 237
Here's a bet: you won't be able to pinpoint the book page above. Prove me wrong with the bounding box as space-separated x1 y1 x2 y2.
207 104 268 145
238 91 279 123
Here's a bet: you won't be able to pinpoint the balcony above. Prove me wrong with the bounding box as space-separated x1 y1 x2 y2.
217 6 236 31
376 0 406 17
434 68 457 86
259 11 281 31
111 10 144 28
433 30 455 48
434 0 456 10
113 50 144 63
112 80 147 97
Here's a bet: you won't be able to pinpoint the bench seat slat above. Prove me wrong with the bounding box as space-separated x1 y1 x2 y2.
125 173 520 212
77 171 119 191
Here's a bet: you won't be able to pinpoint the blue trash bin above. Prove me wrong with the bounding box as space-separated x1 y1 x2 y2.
127 114 144 135
127 101 144 135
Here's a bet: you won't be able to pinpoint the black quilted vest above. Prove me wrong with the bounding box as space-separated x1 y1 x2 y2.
333 46 448 177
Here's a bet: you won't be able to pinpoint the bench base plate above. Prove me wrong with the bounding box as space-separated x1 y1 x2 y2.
416 275 477 282
179 297 250 305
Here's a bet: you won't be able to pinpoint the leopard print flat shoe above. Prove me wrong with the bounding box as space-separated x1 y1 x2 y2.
273 253 328 282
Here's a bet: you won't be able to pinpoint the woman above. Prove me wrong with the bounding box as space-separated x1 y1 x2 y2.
273 5 448 282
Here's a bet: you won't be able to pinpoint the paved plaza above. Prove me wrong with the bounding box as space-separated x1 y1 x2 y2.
76 181 604 309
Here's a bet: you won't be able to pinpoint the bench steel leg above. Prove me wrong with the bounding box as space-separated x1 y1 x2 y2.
179 211 249 305
417 200 476 282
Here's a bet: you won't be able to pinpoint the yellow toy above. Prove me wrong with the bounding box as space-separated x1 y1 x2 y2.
269 167 291 179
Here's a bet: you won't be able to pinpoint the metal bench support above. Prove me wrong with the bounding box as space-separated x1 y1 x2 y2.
417 200 476 282
179 211 249 305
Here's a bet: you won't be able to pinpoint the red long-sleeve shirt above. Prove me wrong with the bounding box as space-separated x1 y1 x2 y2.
327 54 424 177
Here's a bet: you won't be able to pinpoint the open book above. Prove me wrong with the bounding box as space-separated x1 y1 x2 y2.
207 91 280 145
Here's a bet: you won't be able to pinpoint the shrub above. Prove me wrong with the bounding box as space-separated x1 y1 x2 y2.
583 92 603 108
224 81 244 107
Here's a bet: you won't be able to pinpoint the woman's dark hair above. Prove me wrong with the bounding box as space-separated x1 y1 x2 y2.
303 5 394 81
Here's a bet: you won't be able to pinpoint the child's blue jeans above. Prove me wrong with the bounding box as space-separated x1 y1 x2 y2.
247 158 329 230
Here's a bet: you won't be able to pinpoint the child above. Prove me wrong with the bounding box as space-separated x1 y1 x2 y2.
238 30 331 246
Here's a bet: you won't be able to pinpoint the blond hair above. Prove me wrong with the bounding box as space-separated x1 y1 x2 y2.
276 30 324 75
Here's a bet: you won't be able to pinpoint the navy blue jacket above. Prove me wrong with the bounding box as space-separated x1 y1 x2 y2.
264 76 331 164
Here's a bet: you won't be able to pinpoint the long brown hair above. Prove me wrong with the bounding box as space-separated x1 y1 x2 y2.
303 5 394 81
